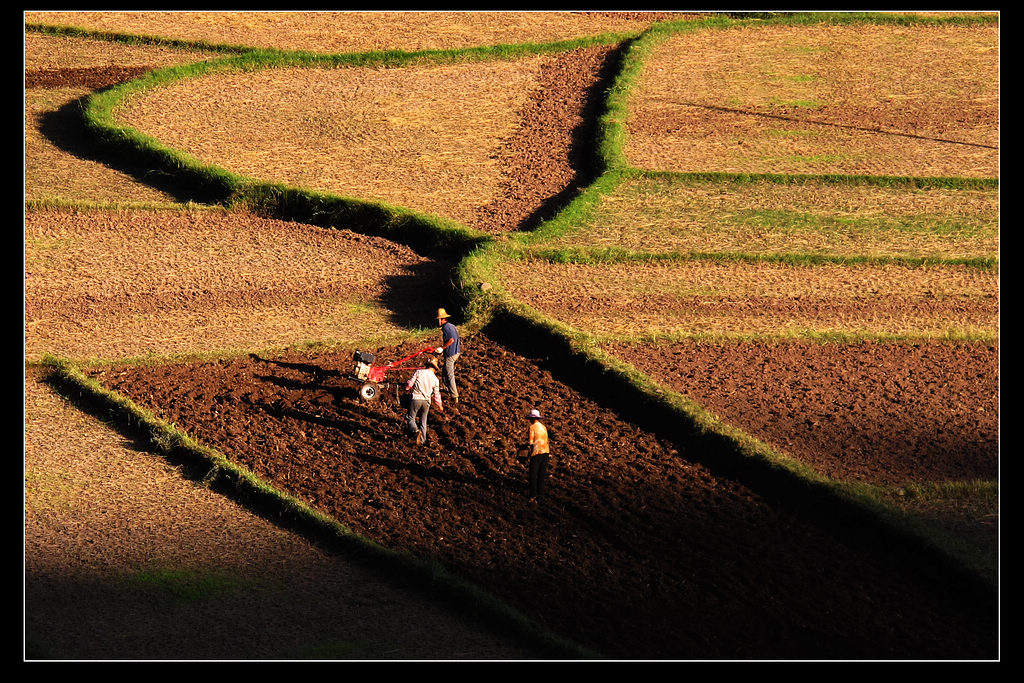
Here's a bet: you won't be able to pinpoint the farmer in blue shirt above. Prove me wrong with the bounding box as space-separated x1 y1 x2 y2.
434 308 461 404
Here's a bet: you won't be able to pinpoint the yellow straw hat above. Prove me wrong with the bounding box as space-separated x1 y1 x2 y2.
436 308 451 320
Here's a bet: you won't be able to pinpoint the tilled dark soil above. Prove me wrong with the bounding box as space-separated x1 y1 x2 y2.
25 65 157 90
601 339 999 485
91 333 998 660
472 45 617 233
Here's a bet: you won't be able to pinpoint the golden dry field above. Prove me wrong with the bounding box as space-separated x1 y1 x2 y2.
24 11 999 661
24 207 446 362
541 176 998 260
112 60 548 228
496 259 997 338
25 11 684 53
625 22 998 177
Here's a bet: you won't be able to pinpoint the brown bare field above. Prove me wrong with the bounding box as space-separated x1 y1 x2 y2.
626 22 999 177
544 176 999 260
82 333 997 659
495 259 998 338
24 366 538 660
598 339 997 485
25 11 683 53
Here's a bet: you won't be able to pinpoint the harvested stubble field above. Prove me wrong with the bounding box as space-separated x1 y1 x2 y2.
496 259 998 338
24 11 998 661
625 22 998 177
540 176 999 260
109 47 618 234
24 207 451 362
25 11 691 55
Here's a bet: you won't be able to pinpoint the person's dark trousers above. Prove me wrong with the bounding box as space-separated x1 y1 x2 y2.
407 399 430 442
443 352 459 401
529 452 549 498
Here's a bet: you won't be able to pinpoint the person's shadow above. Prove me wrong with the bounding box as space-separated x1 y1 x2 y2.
378 260 459 330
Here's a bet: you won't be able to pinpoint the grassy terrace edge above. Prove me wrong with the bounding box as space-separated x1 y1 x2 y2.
28 11 999 596
459 11 999 588
36 353 599 660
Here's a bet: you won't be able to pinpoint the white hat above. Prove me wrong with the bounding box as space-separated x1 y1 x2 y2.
528 409 541 419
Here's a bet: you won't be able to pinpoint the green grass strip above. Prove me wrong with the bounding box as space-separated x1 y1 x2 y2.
121 566 240 604
760 11 999 27
25 197 224 213
634 168 998 190
518 246 997 270
25 21 269 55
585 327 999 346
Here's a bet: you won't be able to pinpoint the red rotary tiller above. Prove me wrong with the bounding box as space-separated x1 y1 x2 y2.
350 347 437 402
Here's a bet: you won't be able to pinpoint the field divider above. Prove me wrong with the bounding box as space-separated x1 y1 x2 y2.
631 168 999 191
74 32 653 261
36 353 601 660
516 245 997 271
457 251 998 592
25 21 275 55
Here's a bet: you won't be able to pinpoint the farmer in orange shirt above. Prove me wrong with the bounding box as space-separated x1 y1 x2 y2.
526 408 550 502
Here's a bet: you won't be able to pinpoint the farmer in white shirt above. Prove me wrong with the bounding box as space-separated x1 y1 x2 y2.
405 356 443 445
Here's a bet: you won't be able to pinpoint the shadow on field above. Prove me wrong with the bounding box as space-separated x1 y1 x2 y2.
38 94 233 205
69 334 1000 659
378 260 459 329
